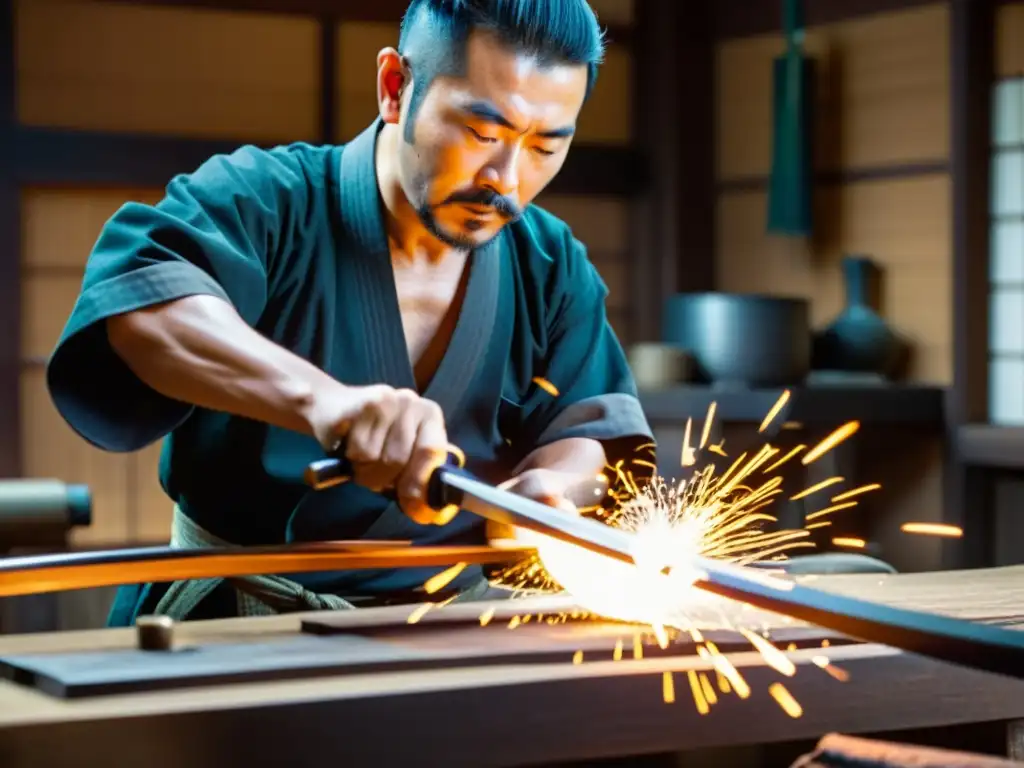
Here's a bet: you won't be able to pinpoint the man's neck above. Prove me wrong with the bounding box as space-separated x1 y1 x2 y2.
375 123 461 266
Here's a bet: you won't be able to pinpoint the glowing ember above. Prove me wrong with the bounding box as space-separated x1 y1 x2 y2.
688 670 710 714
768 682 803 717
531 377 560 396
663 671 676 703
832 537 867 549
901 522 962 538
423 562 466 594
812 655 850 682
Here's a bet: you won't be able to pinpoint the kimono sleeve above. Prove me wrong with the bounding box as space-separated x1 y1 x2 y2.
46 145 307 453
518 237 654 468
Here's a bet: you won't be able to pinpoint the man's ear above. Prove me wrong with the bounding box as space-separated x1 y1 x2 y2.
376 47 406 124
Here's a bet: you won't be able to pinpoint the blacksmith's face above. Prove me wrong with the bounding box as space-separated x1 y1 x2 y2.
377 30 588 250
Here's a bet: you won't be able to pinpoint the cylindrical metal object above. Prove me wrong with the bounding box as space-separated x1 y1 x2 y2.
136 615 175 652
0 479 91 533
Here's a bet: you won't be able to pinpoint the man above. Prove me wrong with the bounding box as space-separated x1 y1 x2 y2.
46 0 654 625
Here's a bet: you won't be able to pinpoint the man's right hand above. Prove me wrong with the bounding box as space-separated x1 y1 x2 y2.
306 384 450 525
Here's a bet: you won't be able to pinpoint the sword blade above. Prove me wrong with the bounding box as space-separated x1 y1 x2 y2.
437 469 1024 679
436 468 638 565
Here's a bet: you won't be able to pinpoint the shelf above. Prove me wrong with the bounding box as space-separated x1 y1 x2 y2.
639 384 946 427
957 424 1024 469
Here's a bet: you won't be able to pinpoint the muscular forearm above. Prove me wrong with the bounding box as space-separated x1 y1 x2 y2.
106 294 339 436
515 437 607 477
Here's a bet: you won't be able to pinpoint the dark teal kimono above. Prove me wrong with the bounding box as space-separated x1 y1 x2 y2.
46 119 654 624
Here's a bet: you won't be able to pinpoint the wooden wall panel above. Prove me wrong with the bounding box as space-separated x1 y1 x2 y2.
716 4 949 180
997 3 1024 77
335 21 394 143
20 187 172 546
537 194 631 339
334 20 632 145
20 367 130 546
716 175 952 384
15 0 320 141
587 0 634 26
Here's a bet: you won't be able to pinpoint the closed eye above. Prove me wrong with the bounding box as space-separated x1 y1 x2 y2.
466 126 497 143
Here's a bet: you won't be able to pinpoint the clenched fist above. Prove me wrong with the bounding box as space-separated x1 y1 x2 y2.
307 384 449 524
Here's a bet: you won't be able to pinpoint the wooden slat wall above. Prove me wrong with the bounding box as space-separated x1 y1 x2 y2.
715 4 951 385
20 188 168 546
996 3 1024 78
15 0 321 141
14 0 636 548
714 4 952 572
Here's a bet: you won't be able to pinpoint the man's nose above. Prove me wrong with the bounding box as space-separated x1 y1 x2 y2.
478 143 521 198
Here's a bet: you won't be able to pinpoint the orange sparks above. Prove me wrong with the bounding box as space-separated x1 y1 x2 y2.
663 672 676 703
831 483 881 502
812 655 850 682
478 606 496 626
572 650 584 665
700 643 751 698
901 522 963 538
700 402 717 449
768 683 803 718
532 376 559 396
406 603 433 624
681 417 696 467
763 445 805 474
832 537 866 549
633 633 644 660
613 639 624 661
790 476 845 501
805 521 831 530
802 421 860 465
507 615 521 629
652 624 670 649
805 501 858 522
423 562 467 594
739 630 795 677
716 671 732 694
759 390 791 432
688 670 710 714
699 672 718 705
708 440 728 456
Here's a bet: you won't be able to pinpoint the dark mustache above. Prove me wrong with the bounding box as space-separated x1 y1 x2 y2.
443 189 522 218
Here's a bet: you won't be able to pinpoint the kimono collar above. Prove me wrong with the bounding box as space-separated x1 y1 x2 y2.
339 118 390 257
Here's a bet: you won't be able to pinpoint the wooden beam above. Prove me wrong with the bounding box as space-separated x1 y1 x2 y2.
0 0 20 480
12 126 647 196
97 0 634 45
628 0 714 343
714 0 948 39
946 0 995 570
319 15 338 144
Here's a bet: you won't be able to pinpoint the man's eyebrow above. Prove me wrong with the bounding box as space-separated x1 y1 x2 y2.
463 100 576 139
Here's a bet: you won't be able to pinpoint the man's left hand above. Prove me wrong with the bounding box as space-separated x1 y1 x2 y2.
487 468 607 543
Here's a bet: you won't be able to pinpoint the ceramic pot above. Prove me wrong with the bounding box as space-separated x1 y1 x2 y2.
812 256 900 376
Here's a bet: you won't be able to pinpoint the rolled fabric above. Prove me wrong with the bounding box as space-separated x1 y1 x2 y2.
791 733 1022 768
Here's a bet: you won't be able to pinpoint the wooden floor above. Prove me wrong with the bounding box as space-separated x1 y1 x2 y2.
0 567 1022 767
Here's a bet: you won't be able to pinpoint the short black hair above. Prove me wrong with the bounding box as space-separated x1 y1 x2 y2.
397 0 605 139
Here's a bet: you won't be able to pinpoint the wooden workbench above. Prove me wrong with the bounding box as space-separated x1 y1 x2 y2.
0 566 1023 767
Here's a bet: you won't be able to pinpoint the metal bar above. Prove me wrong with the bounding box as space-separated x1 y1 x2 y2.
0 543 530 598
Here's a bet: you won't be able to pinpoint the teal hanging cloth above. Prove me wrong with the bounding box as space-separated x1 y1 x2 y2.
767 0 814 236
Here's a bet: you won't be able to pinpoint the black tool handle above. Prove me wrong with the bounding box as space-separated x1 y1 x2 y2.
303 448 465 506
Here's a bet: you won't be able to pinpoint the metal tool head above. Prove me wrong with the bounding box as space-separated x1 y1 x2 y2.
429 467 638 565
